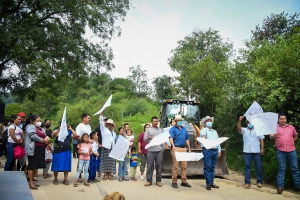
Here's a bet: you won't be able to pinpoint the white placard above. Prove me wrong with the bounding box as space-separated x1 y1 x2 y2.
197 137 229 149
175 152 204 161
249 112 278 136
145 127 171 149
93 95 112 116
109 135 130 161
244 101 263 122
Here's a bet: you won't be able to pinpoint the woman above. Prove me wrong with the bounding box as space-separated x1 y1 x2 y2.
25 114 49 190
138 124 150 180
99 114 116 180
4 115 23 171
44 119 53 138
51 122 78 185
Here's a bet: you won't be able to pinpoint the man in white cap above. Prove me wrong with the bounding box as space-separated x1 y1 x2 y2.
200 116 221 190
169 115 192 188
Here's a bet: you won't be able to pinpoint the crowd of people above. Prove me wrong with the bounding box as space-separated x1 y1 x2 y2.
0 111 299 195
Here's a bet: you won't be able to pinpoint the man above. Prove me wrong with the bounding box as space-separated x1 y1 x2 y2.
270 113 300 194
237 116 264 189
200 116 221 190
95 116 107 177
169 115 192 188
143 116 164 187
75 113 92 181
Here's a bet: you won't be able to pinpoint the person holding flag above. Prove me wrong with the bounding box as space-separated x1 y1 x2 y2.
51 108 78 185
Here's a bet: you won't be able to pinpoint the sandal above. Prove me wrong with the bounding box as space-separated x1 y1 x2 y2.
131 177 137 182
34 183 40 187
103 174 108 181
97 173 101 177
73 182 78 187
46 174 52 178
84 181 90 187
63 180 69 185
43 175 47 179
53 179 58 185
109 176 113 181
29 184 38 190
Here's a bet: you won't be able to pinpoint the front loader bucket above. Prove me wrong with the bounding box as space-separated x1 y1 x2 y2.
161 148 229 176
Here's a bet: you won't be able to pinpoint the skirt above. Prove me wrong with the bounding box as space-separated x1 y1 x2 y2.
27 146 46 170
100 147 116 174
51 150 72 172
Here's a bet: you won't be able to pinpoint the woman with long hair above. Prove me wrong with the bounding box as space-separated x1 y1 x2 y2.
24 114 49 190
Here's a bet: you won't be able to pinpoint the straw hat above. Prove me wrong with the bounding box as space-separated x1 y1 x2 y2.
174 115 183 121
201 116 214 125
106 119 115 126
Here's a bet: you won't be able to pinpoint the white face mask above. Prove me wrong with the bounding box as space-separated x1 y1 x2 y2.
35 121 42 127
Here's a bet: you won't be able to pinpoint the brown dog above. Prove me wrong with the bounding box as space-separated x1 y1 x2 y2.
103 192 125 200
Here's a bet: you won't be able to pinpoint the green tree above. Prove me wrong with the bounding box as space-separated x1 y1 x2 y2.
152 75 175 101
109 77 135 96
0 0 130 98
127 65 151 99
5 103 22 118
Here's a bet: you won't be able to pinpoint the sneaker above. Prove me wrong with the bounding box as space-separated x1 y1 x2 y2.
257 183 263 188
244 184 251 189
119 178 123 182
140 175 144 180
172 183 178 188
122 177 129 181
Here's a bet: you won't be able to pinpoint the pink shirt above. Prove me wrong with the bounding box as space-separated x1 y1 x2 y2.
78 143 92 160
275 124 298 152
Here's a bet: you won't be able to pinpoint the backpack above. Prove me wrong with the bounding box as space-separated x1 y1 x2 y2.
2 125 16 146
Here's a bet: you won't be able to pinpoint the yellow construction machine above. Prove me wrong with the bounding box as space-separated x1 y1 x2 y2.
159 99 229 176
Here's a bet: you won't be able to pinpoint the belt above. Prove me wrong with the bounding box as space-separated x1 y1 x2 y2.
176 146 185 148
202 147 218 151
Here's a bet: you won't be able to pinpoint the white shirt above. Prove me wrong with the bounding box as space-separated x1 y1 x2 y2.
8 124 23 143
92 141 98 153
75 123 92 138
100 116 116 149
200 127 221 152
240 127 264 153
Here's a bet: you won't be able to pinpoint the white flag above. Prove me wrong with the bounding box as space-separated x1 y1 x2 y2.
244 101 263 122
93 95 112 116
58 107 68 142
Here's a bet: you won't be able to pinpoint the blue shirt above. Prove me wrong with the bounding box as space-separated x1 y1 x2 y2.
130 153 139 167
169 126 189 147
200 127 221 152
240 127 264 153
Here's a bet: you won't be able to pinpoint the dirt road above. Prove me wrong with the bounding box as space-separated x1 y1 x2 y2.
1 157 300 200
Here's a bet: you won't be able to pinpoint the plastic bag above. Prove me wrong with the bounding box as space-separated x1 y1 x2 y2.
14 145 26 159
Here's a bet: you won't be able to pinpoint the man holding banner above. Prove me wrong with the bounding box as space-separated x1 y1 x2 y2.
169 115 192 189
238 116 264 189
270 113 300 194
143 116 164 187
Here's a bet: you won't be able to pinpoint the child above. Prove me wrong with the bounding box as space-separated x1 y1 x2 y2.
130 147 138 181
125 129 134 175
74 133 92 187
43 141 53 178
88 132 100 183
116 127 129 182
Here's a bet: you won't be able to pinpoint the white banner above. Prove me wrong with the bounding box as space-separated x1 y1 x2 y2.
249 112 278 136
145 127 171 149
58 107 68 142
196 137 229 149
244 101 263 122
175 152 204 161
93 95 112 116
109 135 130 161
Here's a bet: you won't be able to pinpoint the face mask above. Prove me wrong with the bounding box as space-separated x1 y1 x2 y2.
35 121 42 127
177 121 183 126
45 124 51 129
206 122 213 127
248 124 254 129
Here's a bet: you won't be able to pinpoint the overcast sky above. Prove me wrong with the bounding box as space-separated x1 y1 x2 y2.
100 0 300 82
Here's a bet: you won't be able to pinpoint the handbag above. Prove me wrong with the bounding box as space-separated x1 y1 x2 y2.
14 145 26 159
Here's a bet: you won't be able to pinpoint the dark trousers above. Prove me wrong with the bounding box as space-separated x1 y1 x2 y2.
146 151 164 183
73 144 78 158
89 155 100 181
4 142 17 171
0 141 7 158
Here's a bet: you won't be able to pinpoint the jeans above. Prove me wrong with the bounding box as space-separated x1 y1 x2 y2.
4 142 17 171
276 149 300 188
97 148 102 173
89 155 100 181
118 158 129 178
244 153 263 184
146 151 164 183
76 159 90 179
202 149 218 185
140 154 147 172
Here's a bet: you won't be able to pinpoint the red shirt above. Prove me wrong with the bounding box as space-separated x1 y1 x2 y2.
138 132 147 154
275 124 298 152
35 127 46 146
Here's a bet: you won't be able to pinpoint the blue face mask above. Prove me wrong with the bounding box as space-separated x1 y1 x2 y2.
248 124 254 129
206 122 213 127
177 121 183 126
